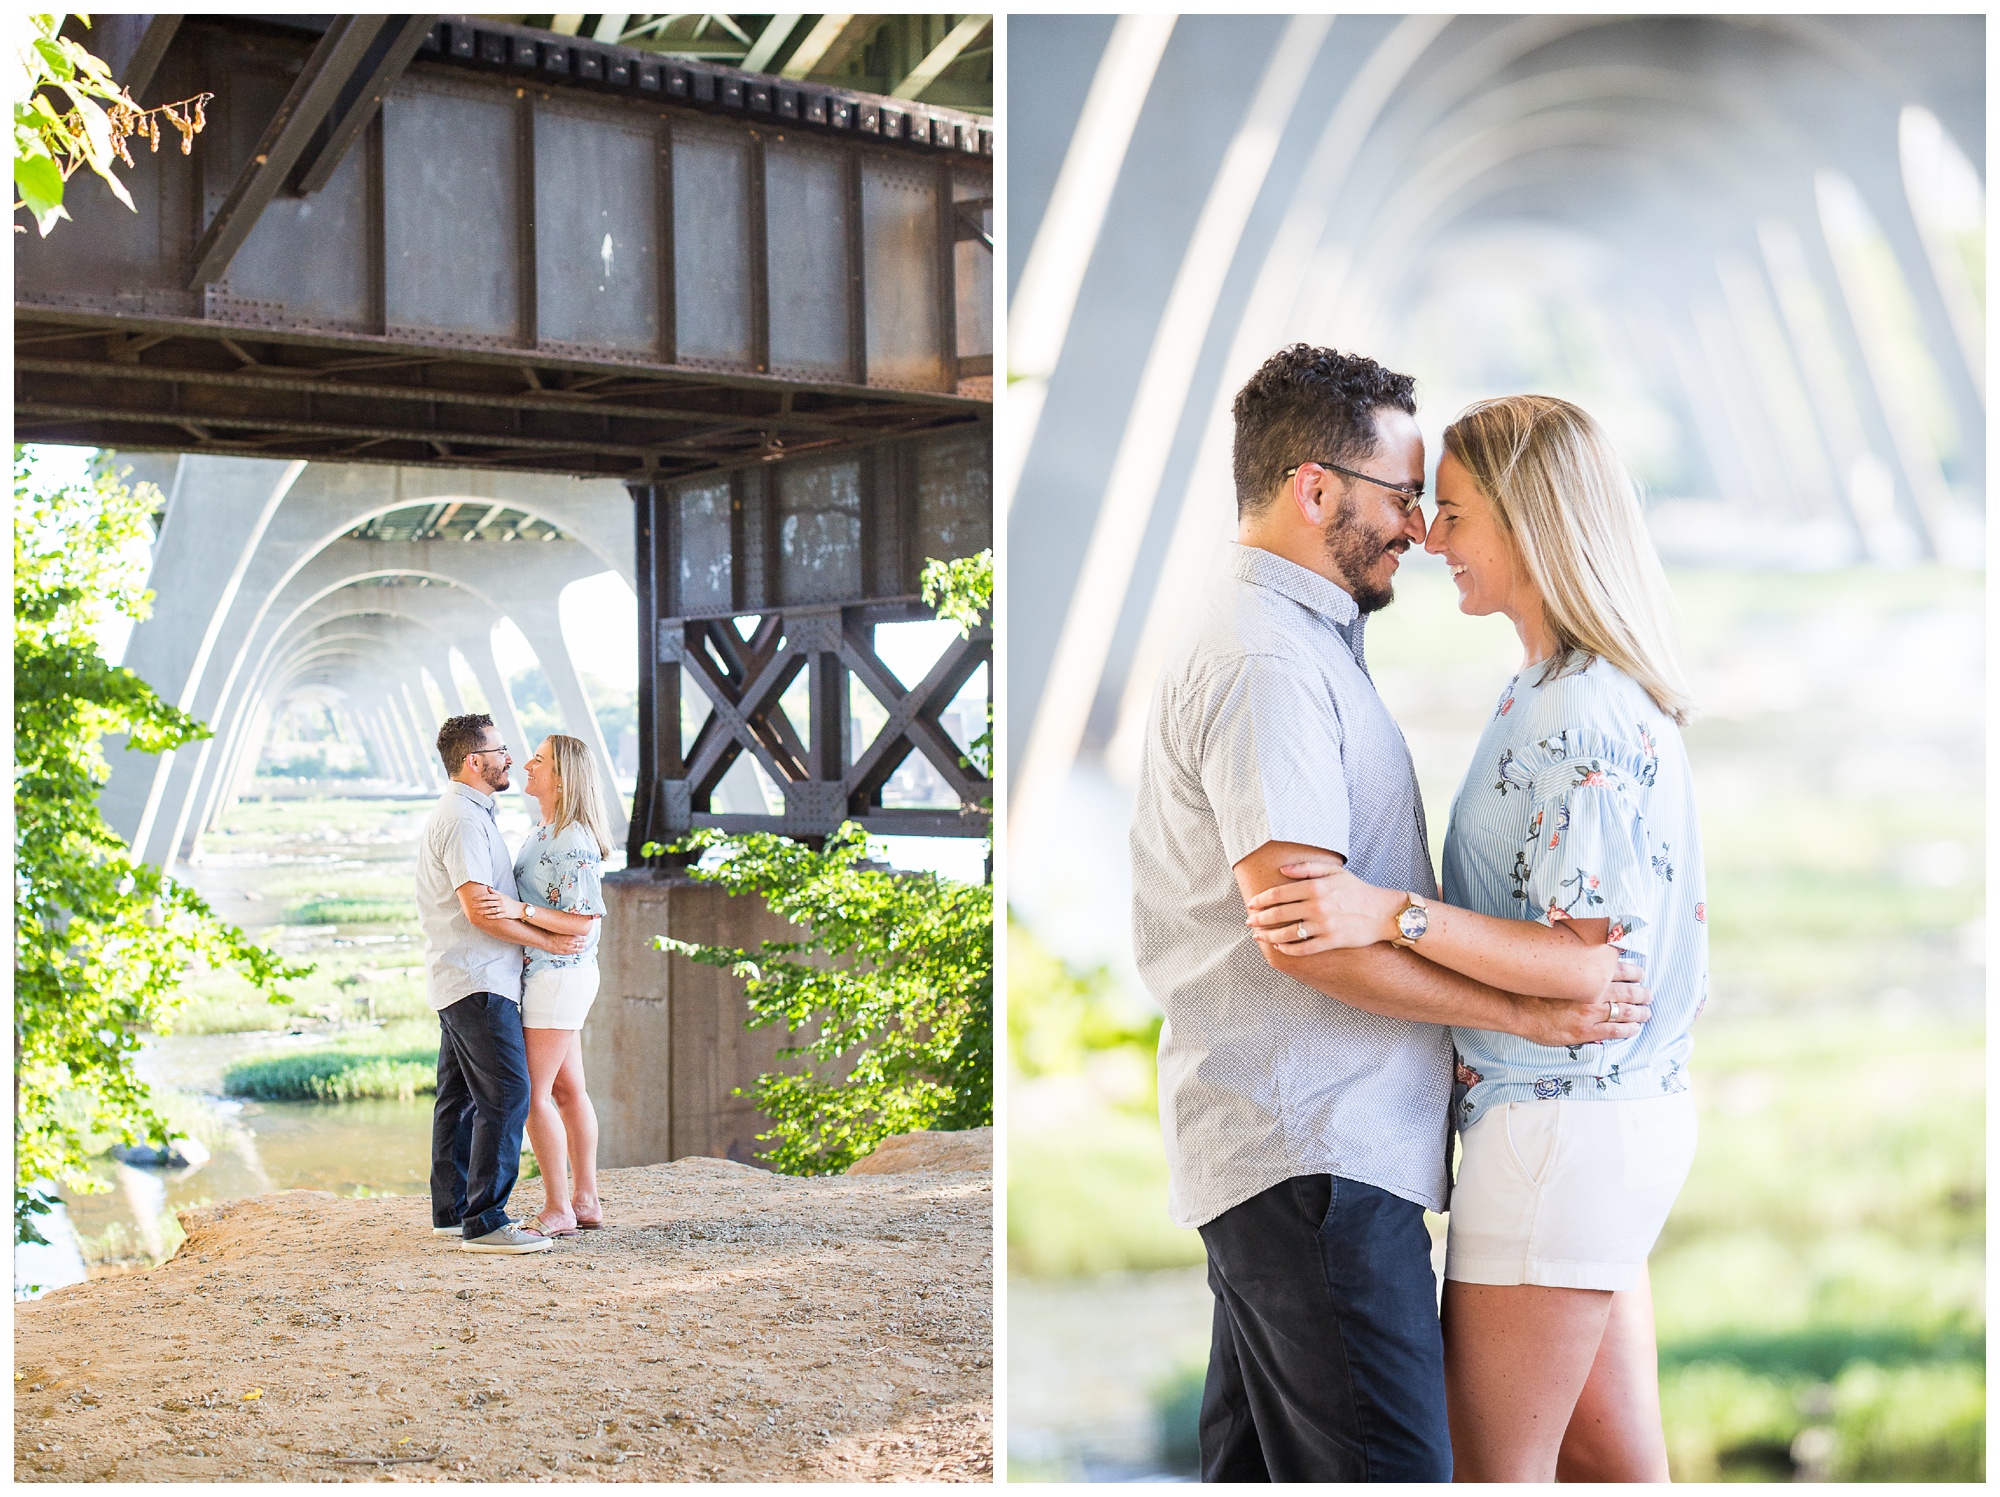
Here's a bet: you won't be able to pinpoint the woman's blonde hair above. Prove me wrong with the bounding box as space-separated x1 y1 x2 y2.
1443 395 1697 725
541 733 613 855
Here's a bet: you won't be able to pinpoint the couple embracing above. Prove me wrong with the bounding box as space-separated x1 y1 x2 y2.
416 714 614 1254
1133 345 1708 1481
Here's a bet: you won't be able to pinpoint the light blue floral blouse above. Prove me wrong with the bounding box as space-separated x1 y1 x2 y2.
513 819 606 977
1440 657 1708 1127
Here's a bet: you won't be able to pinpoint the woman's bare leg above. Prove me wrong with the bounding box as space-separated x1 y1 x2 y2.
1442 1280 1615 1482
521 1026 575 1232
1556 1265 1671 1481
549 1032 600 1220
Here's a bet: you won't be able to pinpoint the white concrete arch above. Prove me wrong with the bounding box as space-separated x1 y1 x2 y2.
106 455 635 869
208 597 508 824
182 539 628 857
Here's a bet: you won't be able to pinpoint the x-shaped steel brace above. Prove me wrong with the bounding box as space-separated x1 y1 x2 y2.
672 617 808 805
840 621 990 808
665 609 992 823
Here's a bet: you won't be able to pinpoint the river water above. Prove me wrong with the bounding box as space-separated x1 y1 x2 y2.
58 1029 438 1267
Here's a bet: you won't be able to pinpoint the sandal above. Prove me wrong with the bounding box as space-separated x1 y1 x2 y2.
524 1211 579 1239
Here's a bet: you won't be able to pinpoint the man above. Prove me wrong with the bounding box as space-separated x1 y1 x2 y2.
1130 345 1652 1481
419 712 587 1255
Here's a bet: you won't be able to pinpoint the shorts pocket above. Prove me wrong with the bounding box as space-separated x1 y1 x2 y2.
1502 1102 1562 1186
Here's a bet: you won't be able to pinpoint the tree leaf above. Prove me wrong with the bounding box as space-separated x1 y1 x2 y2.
14 151 65 218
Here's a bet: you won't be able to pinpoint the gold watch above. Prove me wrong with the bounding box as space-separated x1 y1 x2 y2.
1390 892 1430 948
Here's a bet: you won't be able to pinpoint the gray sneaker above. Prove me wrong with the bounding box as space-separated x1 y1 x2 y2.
432 1225 462 1238
460 1222 552 1254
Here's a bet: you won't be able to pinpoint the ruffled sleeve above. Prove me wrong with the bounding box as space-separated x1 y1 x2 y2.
550 826 606 917
1513 728 1671 959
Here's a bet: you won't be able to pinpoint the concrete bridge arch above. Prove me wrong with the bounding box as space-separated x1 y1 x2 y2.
106 455 640 867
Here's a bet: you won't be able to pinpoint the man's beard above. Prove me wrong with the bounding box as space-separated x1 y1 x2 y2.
1322 492 1402 613
481 763 510 793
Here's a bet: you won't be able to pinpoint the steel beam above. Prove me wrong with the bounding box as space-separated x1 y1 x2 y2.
626 423 992 856
116 15 184 102
18 14 992 475
291 15 439 198
185 17 391 287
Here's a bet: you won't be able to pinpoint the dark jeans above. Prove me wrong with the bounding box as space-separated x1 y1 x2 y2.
431 992 530 1239
1196 1173 1452 1483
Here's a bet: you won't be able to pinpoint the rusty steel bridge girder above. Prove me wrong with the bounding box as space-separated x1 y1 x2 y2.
629 425 992 854
15 14 993 481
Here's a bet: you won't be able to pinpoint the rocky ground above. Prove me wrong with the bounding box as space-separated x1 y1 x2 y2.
15 1133 992 1483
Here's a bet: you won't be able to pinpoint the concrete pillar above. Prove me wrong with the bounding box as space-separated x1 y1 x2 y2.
106 463 630 870
392 683 433 786
361 704 396 781
456 632 532 777
511 609 631 839
371 690 421 786
584 871 812 1169
393 670 441 787
99 456 302 852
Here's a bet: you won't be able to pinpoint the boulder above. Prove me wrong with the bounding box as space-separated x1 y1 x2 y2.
846 1126 991 1175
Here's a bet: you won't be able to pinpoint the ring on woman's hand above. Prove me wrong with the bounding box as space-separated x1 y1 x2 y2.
1296 922 1309 943
1609 1000 1622 1023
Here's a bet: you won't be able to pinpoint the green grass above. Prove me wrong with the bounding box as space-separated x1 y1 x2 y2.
284 896 418 926
1647 1014 1983 1480
174 952 432 1034
221 1025 441 1102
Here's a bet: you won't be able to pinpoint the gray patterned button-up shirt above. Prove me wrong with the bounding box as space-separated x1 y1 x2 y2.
417 782 525 1008
1131 543 1454 1227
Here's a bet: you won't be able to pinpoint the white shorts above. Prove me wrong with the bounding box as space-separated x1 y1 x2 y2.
520 963 600 1030
1445 1091 1697 1292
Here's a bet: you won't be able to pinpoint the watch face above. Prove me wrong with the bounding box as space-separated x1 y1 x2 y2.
1398 904 1429 942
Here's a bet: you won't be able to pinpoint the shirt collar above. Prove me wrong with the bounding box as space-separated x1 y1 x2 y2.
1226 542 1361 627
1227 542 1372 673
447 780 498 816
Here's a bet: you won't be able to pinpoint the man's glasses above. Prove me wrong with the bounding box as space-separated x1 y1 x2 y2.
469 745 511 759
1284 459 1426 515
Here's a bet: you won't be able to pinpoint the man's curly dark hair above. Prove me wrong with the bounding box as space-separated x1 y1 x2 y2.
436 712 496 777
1231 344 1418 516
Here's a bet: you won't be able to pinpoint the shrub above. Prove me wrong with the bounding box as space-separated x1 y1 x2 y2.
650 822 991 1175
223 1046 438 1102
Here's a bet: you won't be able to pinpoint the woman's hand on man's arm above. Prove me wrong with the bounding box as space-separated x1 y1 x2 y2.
1234 842 1649 1046
1244 854 1624 1002
456 883 589 954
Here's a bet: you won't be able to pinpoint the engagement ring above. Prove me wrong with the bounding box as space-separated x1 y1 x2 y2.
1296 922 1308 943
1609 1001 1622 1023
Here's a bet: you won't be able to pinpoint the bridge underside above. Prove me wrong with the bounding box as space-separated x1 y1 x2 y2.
15 322 983 480
16 14 992 481
24 14 993 851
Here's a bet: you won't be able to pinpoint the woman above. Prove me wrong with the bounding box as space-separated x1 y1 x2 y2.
476 733 611 1238
1245 395 1706 1482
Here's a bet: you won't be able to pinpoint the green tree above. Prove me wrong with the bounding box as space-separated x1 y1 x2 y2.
1007 918 1159 1084
651 825 992 1174
14 450 307 1242
918 548 992 638
920 546 993 777
12 14 210 236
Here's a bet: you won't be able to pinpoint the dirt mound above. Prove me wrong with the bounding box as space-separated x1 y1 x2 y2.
847 1127 992 1176
16 1157 991 1482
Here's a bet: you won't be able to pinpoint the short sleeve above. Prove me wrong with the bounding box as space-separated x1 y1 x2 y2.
1192 655 1350 868
1518 746 1661 958
434 814 491 893
550 828 606 916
